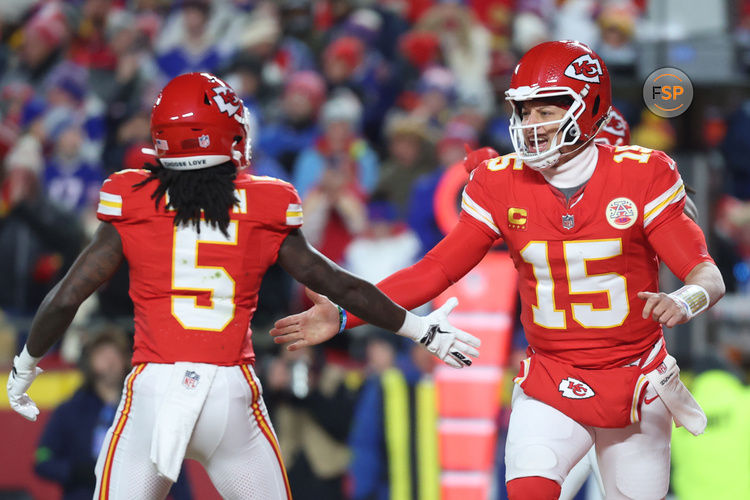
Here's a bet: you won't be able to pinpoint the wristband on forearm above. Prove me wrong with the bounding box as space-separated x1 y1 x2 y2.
336 305 348 334
668 285 710 319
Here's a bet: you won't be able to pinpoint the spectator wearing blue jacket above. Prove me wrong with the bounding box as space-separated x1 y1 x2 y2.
293 90 378 199
154 0 230 79
408 120 478 254
43 124 103 214
258 71 326 176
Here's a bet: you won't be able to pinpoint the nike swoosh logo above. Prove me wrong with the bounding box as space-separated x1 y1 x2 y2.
421 324 452 346
644 395 659 405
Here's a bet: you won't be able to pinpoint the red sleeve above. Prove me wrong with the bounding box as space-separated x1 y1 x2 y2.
277 181 303 230
460 163 504 239
96 170 139 223
642 150 686 235
647 213 714 281
243 175 303 231
346 218 495 328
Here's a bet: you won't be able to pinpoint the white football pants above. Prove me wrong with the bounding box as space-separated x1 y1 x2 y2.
93 363 290 500
505 383 672 500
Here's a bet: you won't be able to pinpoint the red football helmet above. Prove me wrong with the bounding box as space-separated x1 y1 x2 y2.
506 40 612 170
149 72 251 170
595 106 630 146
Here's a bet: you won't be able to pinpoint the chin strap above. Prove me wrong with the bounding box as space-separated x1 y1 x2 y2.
557 137 596 160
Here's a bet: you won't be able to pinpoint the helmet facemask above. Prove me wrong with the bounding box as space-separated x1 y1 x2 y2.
506 86 587 170
231 107 253 169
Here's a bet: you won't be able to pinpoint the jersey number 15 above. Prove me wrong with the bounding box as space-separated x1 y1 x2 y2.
521 239 629 329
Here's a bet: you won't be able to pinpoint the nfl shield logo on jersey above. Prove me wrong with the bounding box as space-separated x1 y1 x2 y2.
562 214 575 229
182 370 200 390
198 134 210 148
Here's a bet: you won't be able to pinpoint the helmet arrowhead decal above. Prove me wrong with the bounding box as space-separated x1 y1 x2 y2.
564 54 603 83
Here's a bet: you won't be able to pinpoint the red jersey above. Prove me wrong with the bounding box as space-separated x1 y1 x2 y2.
461 144 711 368
96 169 303 365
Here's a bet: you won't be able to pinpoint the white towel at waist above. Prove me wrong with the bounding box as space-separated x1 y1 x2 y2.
645 354 706 436
150 362 218 482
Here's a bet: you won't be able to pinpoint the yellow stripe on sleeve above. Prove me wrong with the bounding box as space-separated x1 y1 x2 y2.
99 199 122 208
644 185 685 222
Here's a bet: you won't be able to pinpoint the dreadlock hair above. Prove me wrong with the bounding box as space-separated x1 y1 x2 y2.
133 160 238 237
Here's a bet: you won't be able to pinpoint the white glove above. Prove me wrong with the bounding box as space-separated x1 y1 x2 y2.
7 346 43 422
397 297 481 368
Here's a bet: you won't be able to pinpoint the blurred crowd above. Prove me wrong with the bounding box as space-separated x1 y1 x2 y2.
2 0 750 499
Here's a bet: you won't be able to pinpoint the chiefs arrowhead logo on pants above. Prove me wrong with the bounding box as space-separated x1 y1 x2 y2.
558 376 596 399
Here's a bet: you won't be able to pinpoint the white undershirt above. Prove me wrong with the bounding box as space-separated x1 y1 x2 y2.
541 143 598 189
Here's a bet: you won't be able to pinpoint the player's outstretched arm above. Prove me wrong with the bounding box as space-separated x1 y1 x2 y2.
7 222 124 421
638 261 725 328
275 229 480 367
273 217 495 341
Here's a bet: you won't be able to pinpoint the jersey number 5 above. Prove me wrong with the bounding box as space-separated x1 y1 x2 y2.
171 222 238 331
520 239 629 329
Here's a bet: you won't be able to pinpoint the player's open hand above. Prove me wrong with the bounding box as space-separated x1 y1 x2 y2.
270 288 339 351
638 291 689 328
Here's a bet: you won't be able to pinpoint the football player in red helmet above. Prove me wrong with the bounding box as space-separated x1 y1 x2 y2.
149 72 252 171
506 40 612 170
272 40 725 499
6 72 479 499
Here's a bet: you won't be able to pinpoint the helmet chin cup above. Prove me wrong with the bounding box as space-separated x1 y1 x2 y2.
524 150 561 171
